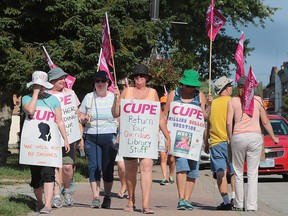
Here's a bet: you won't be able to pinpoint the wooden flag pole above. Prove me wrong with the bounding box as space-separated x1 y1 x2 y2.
105 12 117 83
208 20 213 95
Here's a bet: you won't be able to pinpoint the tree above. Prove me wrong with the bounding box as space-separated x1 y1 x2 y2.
0 0 278 165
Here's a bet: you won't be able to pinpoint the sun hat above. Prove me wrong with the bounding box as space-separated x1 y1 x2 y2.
27 71 54 89
179 70 202 87
160 96 167 103
129 64 152 81
48 67 68 82
237 76 247 86
214 76 233 95
94 70 112 87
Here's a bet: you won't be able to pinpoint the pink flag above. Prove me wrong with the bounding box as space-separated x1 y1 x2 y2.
97 49 115 92
243 66 259 117
42 46 76 89
205 1 226 41
102 12 113 67
234 33 245 82
42 46 57 69
65 75 76 89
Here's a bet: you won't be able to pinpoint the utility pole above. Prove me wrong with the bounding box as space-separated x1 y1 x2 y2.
150 0 160 20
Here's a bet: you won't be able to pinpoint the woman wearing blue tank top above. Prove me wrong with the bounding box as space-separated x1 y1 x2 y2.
163 70 210 210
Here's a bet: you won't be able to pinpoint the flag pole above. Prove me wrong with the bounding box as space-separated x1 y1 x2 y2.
208 9 213 95
105 12 117 83
96 49 102 72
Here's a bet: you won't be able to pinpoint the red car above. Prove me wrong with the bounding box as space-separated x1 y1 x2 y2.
244 115 288 181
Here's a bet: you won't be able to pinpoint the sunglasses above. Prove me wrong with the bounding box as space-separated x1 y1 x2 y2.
95 79 107 83
133 74 146 78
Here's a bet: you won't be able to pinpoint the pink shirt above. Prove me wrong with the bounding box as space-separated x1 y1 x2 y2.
228 96 262 135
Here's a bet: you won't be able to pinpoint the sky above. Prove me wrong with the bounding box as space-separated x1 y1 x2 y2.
226 0 288 86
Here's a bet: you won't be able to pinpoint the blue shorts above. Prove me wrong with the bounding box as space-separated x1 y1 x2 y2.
176 157 199 179
210 141 234 175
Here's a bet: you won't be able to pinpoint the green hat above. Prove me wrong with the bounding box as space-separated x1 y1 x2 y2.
179 70 201 87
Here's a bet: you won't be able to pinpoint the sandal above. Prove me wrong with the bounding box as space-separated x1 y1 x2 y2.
117 189 127 199
142 208 154 214
123 205 136 212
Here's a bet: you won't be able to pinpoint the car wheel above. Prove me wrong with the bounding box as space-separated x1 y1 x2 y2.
282 174 288 181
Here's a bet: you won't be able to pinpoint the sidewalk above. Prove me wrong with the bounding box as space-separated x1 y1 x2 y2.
2 164 283 216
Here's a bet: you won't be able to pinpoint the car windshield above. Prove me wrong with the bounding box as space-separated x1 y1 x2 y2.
263 119 288 135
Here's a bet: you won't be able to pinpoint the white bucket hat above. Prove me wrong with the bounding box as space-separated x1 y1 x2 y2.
27 71 54 89
214 76 233 95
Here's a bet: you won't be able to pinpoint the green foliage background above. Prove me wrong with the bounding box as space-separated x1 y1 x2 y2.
0 0 277 98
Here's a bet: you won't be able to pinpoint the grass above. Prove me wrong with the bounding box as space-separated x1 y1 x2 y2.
0 195 35 216
0 151 89 215
0 152 89 185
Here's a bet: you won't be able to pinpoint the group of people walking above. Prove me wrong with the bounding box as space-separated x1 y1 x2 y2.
20 63 279 214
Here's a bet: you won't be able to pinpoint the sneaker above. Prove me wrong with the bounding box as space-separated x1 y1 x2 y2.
62 189 73 206
177 199 186 210
230 198 235 207
169 176 175 184
91 198 101 208
216 202 232 211
101 196 111 209
183 200 194 210
39 206 52 214
70 178 76 195
232 207 245 211
52 197 62 208
160 179 169 185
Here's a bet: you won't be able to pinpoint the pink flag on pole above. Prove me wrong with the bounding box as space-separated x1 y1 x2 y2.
102 12 113 67
234 32 245 82
42 46 76 89
42 46 57 69
97 49 115 92
205 0 226 41
243 66 259 117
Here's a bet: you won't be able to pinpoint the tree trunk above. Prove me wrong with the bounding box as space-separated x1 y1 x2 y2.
0 90 13 167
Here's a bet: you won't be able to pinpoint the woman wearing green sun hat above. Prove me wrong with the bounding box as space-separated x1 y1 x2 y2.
163 69 210 210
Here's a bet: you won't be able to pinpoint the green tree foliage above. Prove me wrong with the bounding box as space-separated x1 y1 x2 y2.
0 0 277 165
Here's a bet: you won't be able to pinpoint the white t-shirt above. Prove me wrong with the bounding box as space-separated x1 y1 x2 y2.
79 91 117 134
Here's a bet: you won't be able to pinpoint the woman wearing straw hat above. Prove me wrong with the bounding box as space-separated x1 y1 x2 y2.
21 71 70 214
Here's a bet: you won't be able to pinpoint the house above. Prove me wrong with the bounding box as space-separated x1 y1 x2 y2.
263 62 288 114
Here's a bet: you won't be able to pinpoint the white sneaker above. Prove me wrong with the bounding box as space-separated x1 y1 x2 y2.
62 189 73 206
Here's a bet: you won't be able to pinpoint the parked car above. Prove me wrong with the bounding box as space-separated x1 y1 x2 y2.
244 115 288 181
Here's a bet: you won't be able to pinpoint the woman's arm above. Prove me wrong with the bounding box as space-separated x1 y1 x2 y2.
55 106 70 153
159 112 171 152
23 88 40 116
112 86 127 118
259 104 279 144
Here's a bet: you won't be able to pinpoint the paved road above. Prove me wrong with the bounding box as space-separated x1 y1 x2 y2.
2 164 287 216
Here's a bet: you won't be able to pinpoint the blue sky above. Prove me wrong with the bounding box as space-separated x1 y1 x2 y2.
226 0 288 86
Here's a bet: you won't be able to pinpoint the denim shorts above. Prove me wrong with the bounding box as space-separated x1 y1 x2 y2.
210 141 234 174
176 157 199 179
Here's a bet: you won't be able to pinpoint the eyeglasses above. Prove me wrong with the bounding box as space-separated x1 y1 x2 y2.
95 79 107 83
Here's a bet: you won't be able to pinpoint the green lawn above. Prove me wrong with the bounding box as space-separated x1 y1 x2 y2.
0 152 89 215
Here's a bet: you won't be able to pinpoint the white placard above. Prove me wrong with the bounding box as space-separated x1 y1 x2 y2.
54 91 81 144
167 101 205 161
119 99 160 159
19 107 62 167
